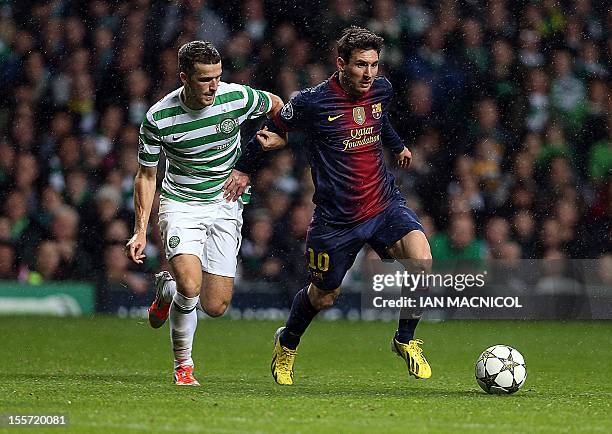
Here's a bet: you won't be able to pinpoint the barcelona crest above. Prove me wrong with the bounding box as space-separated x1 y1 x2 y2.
352 106 366 125
371 103 382 119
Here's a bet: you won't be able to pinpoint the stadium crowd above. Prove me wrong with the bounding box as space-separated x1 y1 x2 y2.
0 0 609 309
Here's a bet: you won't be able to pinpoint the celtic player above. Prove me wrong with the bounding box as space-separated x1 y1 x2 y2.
126 41 284 386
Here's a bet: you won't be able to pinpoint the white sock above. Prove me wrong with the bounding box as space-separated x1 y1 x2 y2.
162 279 177 303
170 291 199 369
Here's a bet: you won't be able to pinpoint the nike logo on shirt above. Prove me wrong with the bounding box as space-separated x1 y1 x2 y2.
327 114 344 122
172 133 188 141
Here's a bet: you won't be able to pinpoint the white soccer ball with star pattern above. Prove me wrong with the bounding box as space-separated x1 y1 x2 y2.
475 345 527 394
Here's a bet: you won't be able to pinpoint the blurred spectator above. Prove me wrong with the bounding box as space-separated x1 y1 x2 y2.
98 243 149 311
367 0 403 68
538 218 564 256
461 18 488 100
588 135 611 184
48 136 82 191
4 190 42 267
49 205 93 280
188 0 229 50
0 140 15 192
487 39 521 131
396 80 438 142
318 0 365 41
38 111 73 161
518 29 544 69
277 202 313 289
471 137 503 202
538 122 573 170
27 240 62 284
13 152 40 213
523 68 550 132
484 0 515 40
240 210 284 283
64 169 92 211
485 217 511 259
430 214 485 261
577 40 608 80
0 241 17 280
403 24 464 115
447 156 485 214
512 210 537 258
498 241 522 262
398 0 432 39
550 50 586 136
80 184 126 259
468 98 511 151
241 0 267 43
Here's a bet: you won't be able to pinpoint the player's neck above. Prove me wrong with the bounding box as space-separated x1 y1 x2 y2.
337 72 364 99
180 88 206 110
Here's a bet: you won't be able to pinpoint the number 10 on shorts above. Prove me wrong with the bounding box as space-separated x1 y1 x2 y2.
308 248 329 272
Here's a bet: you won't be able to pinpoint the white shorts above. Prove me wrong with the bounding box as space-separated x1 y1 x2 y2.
158 197 244 278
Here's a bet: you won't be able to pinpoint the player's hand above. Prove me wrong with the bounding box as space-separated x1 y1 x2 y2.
257 126 287 151
223 169 250 202
126 231 147 264
396 147 412 169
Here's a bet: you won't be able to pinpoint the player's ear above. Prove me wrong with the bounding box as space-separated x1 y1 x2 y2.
179 71 188 85
336 56 346 72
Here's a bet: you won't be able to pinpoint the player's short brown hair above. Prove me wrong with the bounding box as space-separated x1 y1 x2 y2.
178 41 221 75
337 26 384 62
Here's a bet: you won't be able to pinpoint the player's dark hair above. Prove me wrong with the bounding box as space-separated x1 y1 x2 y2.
178 40 221 75
337 26 384 62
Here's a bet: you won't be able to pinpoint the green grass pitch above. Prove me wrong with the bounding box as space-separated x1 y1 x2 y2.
1 317 611 433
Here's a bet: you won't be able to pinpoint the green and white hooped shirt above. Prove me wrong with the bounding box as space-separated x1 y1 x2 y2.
138 82 272 204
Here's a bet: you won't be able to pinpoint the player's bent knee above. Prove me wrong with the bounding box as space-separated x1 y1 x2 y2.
201 299 229 317
416 250 433 269
319 297 336 310
308 284 340 310
176 278 201 298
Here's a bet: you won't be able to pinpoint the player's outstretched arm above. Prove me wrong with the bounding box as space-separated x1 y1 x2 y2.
127 164 157 264
223 122 286 202
262 92 288 149
381 112 412 169
265 92 284 118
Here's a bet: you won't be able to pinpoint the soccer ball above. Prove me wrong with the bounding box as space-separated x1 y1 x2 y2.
475 345 527 394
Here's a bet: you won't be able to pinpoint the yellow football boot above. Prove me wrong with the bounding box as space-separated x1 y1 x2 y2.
271 327 297 385
391 338 432 379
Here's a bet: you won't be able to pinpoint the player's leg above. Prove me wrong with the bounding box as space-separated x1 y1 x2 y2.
169 253 202 385
387 230 432 343
199 272 233 317
273 219 363 385
198 199 241 317
386 230 433 379
157 206 207 385
279 283 341 349
370 202 432 379
272 282 342 386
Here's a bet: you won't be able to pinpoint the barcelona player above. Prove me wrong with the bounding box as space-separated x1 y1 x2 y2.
224 27 432 385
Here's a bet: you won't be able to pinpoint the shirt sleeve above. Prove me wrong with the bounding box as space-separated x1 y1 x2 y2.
242 85 273 119
138 112 162 167
271 89 311 132
378 77 405 154
381 112 406 154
